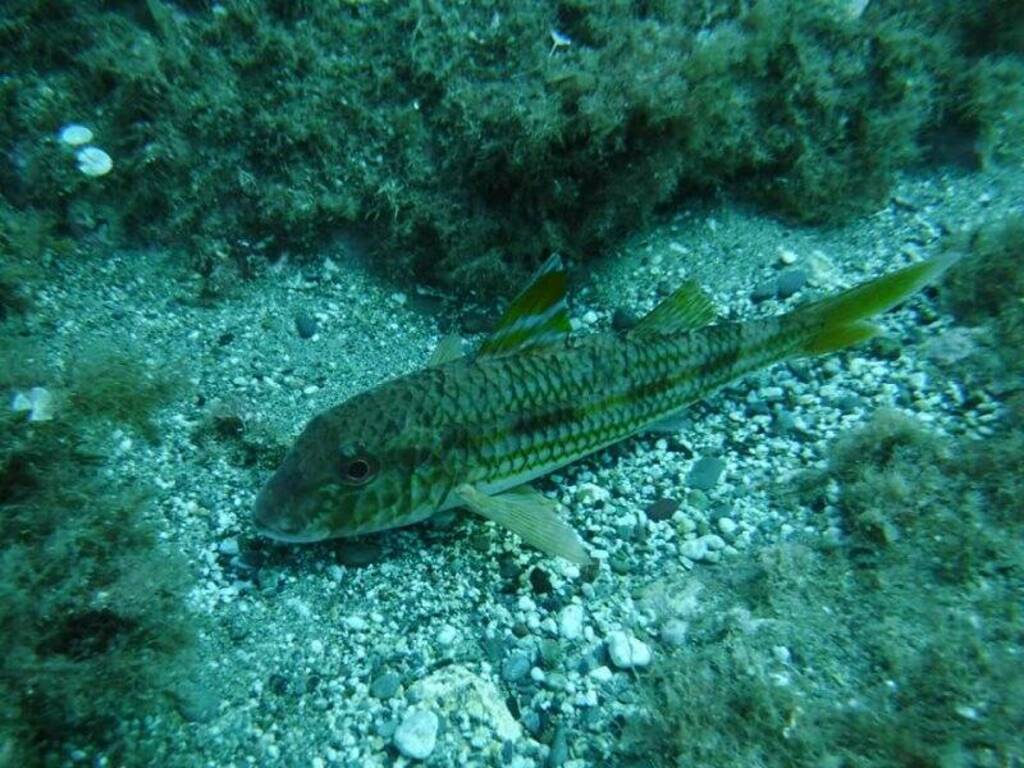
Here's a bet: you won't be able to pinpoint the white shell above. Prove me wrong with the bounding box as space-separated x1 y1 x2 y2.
75 146 113 177
59 123 94 146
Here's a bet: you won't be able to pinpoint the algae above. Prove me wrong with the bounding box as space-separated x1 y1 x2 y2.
0 335 194 766
622 410 1023 767
1 1 1019 295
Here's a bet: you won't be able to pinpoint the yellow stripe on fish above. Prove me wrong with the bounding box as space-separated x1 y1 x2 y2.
253 253 956 563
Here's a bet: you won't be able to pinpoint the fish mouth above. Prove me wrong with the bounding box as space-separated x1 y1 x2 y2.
252 481 328 544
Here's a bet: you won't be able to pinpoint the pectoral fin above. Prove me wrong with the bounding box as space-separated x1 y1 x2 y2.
455 483 591 565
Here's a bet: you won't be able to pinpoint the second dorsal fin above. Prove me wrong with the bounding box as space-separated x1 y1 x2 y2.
628 280 716 339
477 254 571 358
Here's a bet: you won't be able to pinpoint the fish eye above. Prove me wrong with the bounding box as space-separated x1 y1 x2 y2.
339 454 378 486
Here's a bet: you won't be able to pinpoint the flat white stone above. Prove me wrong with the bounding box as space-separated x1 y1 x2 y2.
393 709 438 760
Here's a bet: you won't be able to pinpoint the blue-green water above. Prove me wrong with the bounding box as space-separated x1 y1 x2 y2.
1 2 1021 766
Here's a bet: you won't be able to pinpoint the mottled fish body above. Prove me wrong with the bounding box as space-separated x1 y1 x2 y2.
254 254 954 563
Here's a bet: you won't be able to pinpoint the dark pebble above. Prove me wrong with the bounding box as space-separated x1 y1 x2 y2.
611 307 639 332
369 671 401 699
687 456 726 490
751 280 776 303
548 724 569 767
529 567 553 595
268 673 289 696
869 336 902 360
294 311 318 339
776 269 807 299
501 653 531 683
645 498 679 521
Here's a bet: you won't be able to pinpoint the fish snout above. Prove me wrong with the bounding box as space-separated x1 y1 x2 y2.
253 467 317 541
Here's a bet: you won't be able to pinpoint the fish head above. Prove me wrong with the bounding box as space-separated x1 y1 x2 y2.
253 400 437 543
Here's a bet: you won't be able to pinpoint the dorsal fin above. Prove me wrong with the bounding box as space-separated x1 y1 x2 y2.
628 280 716 340
477 254 571 358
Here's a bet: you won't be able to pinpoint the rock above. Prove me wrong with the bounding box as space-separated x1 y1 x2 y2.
776 269 808 299
529 567 553 595
606 631 652 669
751 280 776 303
645 497 679 521
679 537 708 562
394 709 439 760
370 671 402 699
716 517 738 537
501 653 531 683
558 604 585 641
294 311 318 339
548 723 569 766
687 456 726 490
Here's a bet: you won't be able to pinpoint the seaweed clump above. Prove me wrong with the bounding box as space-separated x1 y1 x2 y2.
1 1 1021 294
0 335 193 765
620 409 1023 767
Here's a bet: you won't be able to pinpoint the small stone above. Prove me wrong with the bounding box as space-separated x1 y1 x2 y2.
501 653 532 683
776 269 808 299
218 537 240 556
294 311 318 339
751 280 776 303
687 456 726 490
588 665 613 682
582 310 599 325
645 497 679 521
75 146 113 177
716 517 738 537
606 631 652 669
611 307 639 332
548 724 569 767
778 247 799 265
394 709 439 760
529 567 553 595
436 624 458 647
11 387 54 422
370 672 402 699
558 604 585 641
679 537 708 562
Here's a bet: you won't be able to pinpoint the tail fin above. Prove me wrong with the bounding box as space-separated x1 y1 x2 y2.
792 254 957 356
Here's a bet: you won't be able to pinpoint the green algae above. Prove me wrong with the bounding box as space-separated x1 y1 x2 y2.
622 410 1023 767
1 1 1020 295
0 336 195 766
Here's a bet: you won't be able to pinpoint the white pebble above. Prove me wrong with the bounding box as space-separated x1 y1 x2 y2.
59 123 93 147
606 630 652 669
436 624 458 647
717 517 738 536
589 665 613 682
558 604 585 641
75 146 113 177
393 709 438 760
582 310 599 325
679 538 708 562
11 387 55 422
778 247 799 265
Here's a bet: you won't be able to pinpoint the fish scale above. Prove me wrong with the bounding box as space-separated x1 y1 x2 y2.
434 318 796 496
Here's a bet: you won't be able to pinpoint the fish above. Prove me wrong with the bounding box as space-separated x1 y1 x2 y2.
253 253 955 563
